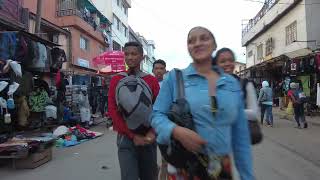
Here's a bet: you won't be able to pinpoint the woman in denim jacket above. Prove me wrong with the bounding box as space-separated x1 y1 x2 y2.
151 27 254 180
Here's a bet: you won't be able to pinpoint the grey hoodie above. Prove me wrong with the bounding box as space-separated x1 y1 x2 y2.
258 81 273 105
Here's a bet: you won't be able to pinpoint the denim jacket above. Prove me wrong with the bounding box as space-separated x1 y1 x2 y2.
151 64 254 180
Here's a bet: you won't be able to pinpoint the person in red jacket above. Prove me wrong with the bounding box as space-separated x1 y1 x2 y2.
108 41 160 180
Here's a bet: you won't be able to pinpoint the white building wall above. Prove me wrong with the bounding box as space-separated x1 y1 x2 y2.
242 0 305 46
244 0 308 68
93 0 130 48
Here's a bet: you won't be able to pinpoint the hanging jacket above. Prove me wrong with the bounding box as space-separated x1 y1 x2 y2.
0 32 17 61
315 53 320 73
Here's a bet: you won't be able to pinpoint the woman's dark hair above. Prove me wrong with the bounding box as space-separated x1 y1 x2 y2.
212 47 236 65
187 26 217 47
153 59 166 69
124 41 143 55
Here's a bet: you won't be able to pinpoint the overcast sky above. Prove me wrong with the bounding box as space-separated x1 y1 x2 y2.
128 0 263 70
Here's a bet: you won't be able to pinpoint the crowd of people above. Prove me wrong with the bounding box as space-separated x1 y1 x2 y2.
107 26 307 180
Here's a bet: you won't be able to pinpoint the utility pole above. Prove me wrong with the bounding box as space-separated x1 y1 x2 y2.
35 0 43 34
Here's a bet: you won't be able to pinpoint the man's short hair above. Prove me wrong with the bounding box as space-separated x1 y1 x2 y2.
153 59 166 69
124 41 143 55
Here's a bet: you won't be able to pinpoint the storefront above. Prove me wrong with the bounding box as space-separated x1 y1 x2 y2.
241 52 320 113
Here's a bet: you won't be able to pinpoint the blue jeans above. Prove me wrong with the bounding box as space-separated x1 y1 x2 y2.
117 134 158 180
261 104 273 125
265 105 273 125
294 104 306 127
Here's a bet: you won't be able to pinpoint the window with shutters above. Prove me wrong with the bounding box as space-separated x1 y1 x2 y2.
257 44 263 60
286 21 297 45
265 38 273 55
248 50 253 58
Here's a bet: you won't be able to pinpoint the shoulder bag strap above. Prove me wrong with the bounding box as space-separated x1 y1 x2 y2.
174 68 185 99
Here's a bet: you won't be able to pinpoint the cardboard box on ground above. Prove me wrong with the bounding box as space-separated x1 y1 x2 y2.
13 147 52 169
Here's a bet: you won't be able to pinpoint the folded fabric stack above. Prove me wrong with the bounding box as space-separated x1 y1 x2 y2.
54 125 103 148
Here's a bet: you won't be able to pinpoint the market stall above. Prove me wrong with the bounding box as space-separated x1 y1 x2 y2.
0 30 66 168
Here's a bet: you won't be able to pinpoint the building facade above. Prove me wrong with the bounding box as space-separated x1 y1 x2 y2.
241 0 320 106
93 0 131 51
129 27 156 74
242 0 320 68
23 0 112 74
137 34 156 74
234 62 246 76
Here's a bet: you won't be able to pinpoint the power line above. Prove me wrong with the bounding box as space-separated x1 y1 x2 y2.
243 0 320 5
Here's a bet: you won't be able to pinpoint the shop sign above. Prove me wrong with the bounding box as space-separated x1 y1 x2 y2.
77 58 90 68
291 62 297 71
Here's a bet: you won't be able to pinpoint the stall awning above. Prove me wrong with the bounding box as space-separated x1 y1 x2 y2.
0 30 61 47
284 48 312 59
19 30 61 47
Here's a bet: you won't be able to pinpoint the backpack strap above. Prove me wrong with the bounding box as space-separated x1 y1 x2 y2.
118 72 128 77
137 71 148 78
118 71 148 78
174 68 185 99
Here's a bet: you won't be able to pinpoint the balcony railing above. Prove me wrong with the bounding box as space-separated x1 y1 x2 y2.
56 0 82 17
242 0 279 37
0 0 22 22
56 0 111 32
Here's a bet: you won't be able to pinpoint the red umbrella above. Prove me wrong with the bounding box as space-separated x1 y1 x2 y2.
92 51 126 74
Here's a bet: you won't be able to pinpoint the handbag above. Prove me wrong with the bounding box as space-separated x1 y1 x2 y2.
240 79 263 145
158 69 210 180
248 120 263 145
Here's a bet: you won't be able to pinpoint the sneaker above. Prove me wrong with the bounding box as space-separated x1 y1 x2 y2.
294 126 302 129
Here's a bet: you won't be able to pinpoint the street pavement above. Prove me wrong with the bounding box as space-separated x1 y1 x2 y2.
1 114 320 180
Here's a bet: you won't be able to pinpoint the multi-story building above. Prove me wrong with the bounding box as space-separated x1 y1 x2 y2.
92 0 131 51
234 61 246 76
129 26 140 43
242 0 320 69
23 0 112 74
137 34 156 74
241 0 320 101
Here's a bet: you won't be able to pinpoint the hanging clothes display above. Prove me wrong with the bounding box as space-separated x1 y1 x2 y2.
297 76 310 96
21 38 36 67
299 58 305 73
16 96 30 127
28 89 49 112
51 48 66 72
290 59 299 76
305 55 316 73
317 83 320 106
316 53 320 74
15 71 34 96
14 34 28 63
0 32 17 62
282 59 290 75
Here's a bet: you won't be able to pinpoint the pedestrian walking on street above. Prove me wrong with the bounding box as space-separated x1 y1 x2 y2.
108 42 160 180
152 59 171 180
288 82 308 129
214 48 262 145
258 81 274 127
152 26 254 180
153 59 166 88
